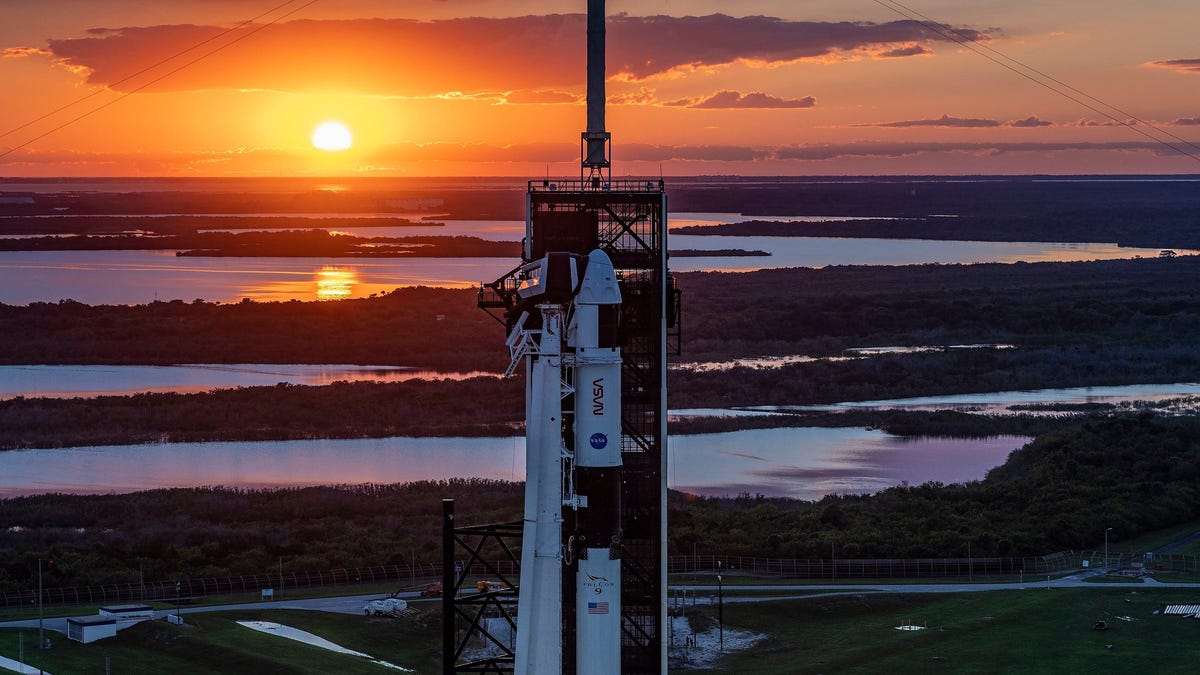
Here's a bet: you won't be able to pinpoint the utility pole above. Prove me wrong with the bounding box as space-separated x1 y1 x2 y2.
37 558 48 650
279 557 284 600
968 540 972 582
1104 527 1113 573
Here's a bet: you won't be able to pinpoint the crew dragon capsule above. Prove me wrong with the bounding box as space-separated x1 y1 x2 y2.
504 249 622 675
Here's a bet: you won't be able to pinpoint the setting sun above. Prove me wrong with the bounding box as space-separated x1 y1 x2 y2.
312 121 352 151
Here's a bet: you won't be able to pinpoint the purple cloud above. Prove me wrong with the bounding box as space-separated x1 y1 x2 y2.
877 44 931 58
1148 59 1200 73
1173 117 1200 126
666 90 816 109
863 114 1002 128
43 15 989 95
1007 115 1053 128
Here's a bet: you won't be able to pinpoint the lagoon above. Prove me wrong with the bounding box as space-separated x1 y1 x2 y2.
0 428 1029 501
0 213 1187 305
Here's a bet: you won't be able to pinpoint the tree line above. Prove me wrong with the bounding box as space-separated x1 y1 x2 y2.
2 416 1196 590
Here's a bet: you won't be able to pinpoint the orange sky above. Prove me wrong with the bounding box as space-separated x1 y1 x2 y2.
1 0 1198 176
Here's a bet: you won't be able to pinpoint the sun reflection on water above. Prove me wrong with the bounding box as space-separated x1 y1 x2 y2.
315 266 356 300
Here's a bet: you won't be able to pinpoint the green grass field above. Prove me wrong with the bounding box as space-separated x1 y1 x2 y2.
0 608 440 674
4 587 1200 672
694 588 1200 673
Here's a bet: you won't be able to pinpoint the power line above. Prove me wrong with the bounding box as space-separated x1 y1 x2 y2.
0 0 322 162
880 0 1200 155
0 0 309 142
870 0 1200 164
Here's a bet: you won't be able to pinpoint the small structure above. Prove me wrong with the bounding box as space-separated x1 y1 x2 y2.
99 604 155 620
66 616 117 644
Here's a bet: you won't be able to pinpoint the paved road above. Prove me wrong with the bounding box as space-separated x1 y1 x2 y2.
0 592 423 636
6 571 1198 635
673 571 1200 603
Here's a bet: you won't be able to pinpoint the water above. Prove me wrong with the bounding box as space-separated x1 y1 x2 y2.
0 436 526 497
0 250 517 304
0 429 1028 501
0 364 496 400
669 428 1029 499
1 210 1188 304
0 238 1176 306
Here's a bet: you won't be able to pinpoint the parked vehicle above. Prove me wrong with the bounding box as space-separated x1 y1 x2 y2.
363 597 409 616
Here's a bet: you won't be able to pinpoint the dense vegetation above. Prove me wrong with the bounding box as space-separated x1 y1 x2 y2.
0 286 508 371
671 415 1200 559
0 386 1095 450
7 256 1200 366
0 378 522 449
666 176 1200 249
2 416 1196 590
5 255 1200 447
0 479 522 590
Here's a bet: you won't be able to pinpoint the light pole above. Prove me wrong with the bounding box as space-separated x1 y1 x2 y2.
1104 527 1113 573
37 558 46 650
967 540 972 583
716 560 724 653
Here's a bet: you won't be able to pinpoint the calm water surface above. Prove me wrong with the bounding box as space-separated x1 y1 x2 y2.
0 213 1186 304
0 429 1028 501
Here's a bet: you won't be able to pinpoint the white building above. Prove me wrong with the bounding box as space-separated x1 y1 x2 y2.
66 616 117 644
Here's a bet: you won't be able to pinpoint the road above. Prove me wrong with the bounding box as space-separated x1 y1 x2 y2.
673 570 1200 603
0 593 398 636
5 571 1198 635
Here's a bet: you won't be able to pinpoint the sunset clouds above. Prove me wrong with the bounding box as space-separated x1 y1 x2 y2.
665 91 816 109
0 2 1197 176
42 15 980 96
1147 59 1200 74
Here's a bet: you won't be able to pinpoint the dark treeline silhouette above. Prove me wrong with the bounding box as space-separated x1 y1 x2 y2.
0 479 523 590
0 286 509 370
0 215 436 236
7 256 1200 368
670 212 1200 249
6 256 1200 447
0 230 520 258
665 176 1200 249
3 416 1197 589
0 378 523 449
677 255 1200 361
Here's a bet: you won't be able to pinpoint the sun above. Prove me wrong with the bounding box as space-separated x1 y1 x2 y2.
312 121 352 151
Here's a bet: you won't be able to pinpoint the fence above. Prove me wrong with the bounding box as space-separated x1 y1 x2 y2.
666 552 1082 579
4 550 1195 610
0 561 512 610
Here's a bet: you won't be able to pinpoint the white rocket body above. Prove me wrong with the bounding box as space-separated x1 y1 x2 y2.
513 306 564 675
508 250 622 675
570 250 623 674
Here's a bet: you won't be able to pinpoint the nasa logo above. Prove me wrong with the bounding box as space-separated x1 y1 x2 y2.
589 433 607 449
592 378 604 415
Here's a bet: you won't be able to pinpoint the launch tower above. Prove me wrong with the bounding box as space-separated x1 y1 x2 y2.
449 1 678 673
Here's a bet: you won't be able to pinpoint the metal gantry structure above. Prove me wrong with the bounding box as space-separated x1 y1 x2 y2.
445 1 679 672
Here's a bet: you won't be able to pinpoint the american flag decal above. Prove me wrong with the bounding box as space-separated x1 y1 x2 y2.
587 601 609 615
